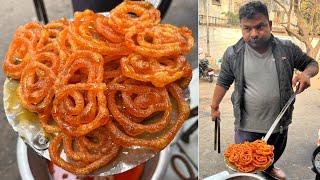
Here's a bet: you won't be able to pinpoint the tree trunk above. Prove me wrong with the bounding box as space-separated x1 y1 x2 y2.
309 47 320 61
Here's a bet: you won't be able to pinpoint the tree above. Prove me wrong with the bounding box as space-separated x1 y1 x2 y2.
274 0 320 61
222 11 239 26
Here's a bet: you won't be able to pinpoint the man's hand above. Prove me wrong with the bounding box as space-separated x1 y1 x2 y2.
292 72 311 94
211 85 227 121
211 105 220 121
292 61 318 94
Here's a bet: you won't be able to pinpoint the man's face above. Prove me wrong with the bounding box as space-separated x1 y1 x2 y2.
240 13 272 49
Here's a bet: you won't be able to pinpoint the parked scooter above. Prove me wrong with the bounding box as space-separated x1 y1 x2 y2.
199 58 216 83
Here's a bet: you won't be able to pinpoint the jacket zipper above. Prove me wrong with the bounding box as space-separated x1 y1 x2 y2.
272 45 283 134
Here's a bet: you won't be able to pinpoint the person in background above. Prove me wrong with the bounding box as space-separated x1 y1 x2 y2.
211 1 319 179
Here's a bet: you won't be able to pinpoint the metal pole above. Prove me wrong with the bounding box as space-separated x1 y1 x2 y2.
38 0 48 24
33 0 48 24
206 0 210 57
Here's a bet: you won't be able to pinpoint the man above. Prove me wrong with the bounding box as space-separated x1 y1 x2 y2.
211 1 319 179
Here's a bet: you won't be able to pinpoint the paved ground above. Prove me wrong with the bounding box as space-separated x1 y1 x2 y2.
199 79 320 179
0 1 73 179
0 0 198 179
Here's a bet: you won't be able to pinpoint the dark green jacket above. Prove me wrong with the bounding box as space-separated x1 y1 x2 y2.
217 35 317 132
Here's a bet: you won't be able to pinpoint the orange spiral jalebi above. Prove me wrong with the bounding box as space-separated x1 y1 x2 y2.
52 83 108 137
44 18 69 36
106 76 172 136
52 51 108 137
224 140 274 173
14 22 43 50
3 19 67 79
237 164 256 173
33 52 61 75
108 1 160 35
236 145 253 166
49 127 120 175
107 83 189 151
36 29 58 52
18 61 56 113
121 54 192 87
57 28 73 67
125 24 194 57
68 10 129 56
227 146 240 163
252 153 272 168
254 140 274 157
35 19 68 65
55 50 104 88
96 16 124 43
3 36 32 79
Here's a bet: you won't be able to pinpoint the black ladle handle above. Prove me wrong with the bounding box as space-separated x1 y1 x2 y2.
213 117 221 153
217 118 221 153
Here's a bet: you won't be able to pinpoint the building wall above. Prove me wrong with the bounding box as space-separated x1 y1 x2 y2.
199 26 307 69
199 0 232 18
199 0 296 24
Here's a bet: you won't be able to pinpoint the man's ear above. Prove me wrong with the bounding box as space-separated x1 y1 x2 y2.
269 20 272 31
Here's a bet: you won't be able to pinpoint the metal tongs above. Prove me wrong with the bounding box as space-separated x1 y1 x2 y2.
263 84 300 142
213 117 221 153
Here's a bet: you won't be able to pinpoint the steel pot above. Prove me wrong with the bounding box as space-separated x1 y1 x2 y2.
17 138 173 180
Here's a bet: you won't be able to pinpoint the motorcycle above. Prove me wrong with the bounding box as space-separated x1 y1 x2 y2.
199 58 216 83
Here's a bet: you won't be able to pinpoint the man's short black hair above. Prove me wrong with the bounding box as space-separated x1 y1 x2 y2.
239 1 269 21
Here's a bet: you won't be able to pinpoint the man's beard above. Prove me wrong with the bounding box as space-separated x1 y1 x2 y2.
248 37 270 49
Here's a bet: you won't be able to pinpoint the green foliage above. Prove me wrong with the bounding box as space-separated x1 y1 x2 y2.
222 11 239 25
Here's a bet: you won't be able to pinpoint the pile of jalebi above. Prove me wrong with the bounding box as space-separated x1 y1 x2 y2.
2 1 193 175
224 140 274 173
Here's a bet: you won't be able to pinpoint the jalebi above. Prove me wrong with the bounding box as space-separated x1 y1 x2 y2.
121 54 192 87
49 127 120 175
125 24 194 57
108 1 160 34
224 140 274 173
107 82 189 150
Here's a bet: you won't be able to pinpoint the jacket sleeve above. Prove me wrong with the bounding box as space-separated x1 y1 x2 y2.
290 41 317 71
216 47 235 90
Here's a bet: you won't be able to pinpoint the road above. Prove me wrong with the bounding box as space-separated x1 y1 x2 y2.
0 1 73 179
199 79 320 180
